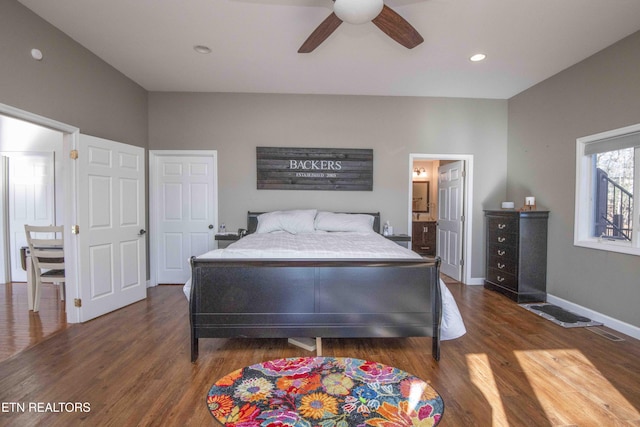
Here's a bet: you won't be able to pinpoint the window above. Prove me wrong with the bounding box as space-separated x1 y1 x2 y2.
575 123 640 255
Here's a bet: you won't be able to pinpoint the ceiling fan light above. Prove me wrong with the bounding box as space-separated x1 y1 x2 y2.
334 0 384 24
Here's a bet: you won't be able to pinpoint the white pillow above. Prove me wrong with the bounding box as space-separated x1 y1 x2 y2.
256 209 317 234
314 212 375 234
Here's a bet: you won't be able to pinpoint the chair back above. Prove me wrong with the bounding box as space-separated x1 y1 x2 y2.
24 225 65 281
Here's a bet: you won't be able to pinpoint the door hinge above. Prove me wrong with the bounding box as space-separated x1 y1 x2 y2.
70 149 79 160
71 225 79 234
460 258 464 266
74 298 82 307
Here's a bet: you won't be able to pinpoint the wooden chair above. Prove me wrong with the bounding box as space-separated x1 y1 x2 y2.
24 225 65 312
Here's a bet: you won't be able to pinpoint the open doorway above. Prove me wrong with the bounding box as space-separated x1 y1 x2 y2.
0 111 72 360
408 154 474 284
0 115 64 284
0 103 81 325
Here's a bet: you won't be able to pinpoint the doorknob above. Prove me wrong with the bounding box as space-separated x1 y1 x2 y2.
208 224 214 229
138 229 146 236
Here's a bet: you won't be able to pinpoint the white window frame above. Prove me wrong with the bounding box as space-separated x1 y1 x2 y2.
574 123 640 256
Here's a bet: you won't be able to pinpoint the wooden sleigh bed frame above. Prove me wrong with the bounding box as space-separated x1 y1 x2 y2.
189 212 442 362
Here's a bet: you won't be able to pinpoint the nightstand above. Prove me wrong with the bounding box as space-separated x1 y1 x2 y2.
384 234 411 249
215 233 241 248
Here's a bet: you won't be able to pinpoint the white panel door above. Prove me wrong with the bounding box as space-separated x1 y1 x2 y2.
5 152 54 282
77 135 146 322
151 152 216 284
437 161 464 280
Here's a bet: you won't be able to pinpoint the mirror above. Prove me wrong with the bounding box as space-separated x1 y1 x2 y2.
412 181 430 212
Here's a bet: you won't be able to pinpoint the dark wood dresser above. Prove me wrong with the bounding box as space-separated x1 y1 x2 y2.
484 210 549 302
412 221 436 256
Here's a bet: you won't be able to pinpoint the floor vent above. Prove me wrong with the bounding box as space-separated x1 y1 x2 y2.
586 327 625 341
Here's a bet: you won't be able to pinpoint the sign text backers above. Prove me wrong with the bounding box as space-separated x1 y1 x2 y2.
257 147 373 191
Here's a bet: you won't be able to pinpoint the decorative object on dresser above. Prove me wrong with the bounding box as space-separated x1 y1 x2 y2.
412 220 436 256
484 210 549 302
522 196 537 211
501 201 515 209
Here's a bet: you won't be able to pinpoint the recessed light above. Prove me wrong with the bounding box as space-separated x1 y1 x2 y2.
31 48 43 61
193 45 212 54
470 53 486 62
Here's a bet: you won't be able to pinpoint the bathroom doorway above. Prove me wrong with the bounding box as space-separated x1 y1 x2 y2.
408 154 474 284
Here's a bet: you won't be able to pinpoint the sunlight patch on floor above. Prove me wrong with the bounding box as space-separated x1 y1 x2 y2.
466 353 509 427
514 349 640 425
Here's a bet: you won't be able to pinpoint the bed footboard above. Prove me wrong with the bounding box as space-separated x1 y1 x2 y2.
189 257 442 362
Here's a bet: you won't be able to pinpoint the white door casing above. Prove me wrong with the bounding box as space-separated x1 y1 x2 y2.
149 151 217 285
5 152 55 282
0 156 6 283
1 103 85 321
77 134 146 321
437 160 464 280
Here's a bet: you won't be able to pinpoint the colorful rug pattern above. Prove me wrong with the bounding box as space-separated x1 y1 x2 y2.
207 356 444 427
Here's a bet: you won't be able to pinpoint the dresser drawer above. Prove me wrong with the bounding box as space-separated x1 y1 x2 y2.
487 268 517 291
487 217 518 235
489 230 518 247
488 243 517 261
487 254 517 275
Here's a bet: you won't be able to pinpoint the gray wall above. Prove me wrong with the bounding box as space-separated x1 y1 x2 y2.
508 31 640 328
149 92 508 279
0 0 147 147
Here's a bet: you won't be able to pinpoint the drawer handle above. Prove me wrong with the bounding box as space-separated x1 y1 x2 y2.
497 250 505 256
497 276 505 283
497 237 506 243
497 263 505 269
498 223 506 229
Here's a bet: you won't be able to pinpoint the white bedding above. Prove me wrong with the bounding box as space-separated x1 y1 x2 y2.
183 231 466 340
196 231 421 259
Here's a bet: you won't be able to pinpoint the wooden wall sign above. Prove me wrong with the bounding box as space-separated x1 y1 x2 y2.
257 147 373 191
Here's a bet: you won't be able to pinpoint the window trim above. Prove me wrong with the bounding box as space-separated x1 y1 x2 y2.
574 123 640 256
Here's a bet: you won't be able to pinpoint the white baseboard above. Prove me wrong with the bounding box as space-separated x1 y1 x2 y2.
547 294 640 341
465 277 485 286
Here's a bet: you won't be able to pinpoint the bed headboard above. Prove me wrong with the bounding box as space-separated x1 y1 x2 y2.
247 211 381 234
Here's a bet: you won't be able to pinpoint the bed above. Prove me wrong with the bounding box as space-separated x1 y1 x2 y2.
186 210 465 362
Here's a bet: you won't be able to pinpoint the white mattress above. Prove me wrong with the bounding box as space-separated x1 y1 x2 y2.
183 231 466 340
195 231 422 259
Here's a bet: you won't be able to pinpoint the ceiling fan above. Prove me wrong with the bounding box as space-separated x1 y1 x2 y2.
298 0 424 53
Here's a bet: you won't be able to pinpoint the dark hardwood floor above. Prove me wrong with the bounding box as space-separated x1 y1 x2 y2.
1 281 639 426
0 282 67 362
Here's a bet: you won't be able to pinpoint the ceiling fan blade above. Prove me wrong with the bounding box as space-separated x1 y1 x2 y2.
298 12 343 53
372 5 424 49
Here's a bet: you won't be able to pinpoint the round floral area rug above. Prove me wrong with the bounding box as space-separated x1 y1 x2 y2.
206 356 444 427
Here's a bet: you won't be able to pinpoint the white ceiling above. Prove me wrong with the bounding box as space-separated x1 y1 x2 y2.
17 0 640 99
